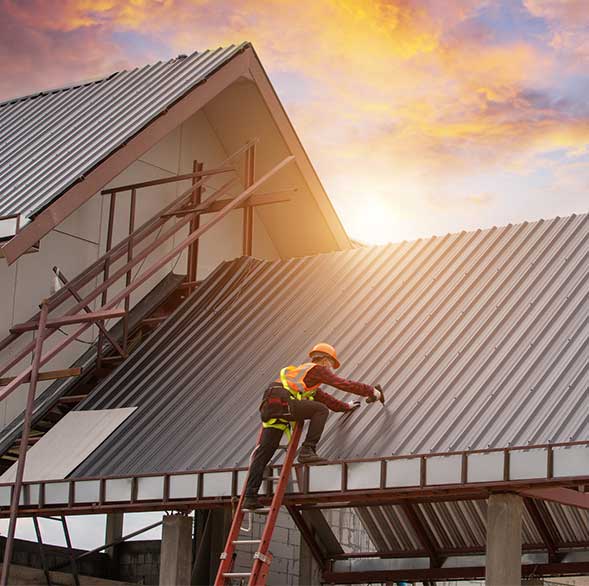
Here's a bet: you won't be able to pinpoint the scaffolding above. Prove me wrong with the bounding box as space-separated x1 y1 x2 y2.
0 140 295 585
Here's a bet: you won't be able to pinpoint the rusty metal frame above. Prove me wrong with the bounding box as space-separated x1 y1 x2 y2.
242 142 256 256
286 505 326 568
0 146 295 584
1 48 254 264
399 502 443 568
2 440 587 519
0 301 49 586
0 155 293 403
524 497 563 563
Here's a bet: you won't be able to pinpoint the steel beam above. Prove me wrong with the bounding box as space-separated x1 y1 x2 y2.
286 506 328 568
520 487 589 510
323 562 589 584
524 498 562 562
53 267 126 358
0 301 49 586
100 166 233 194
168 192 292 217
0 367 81 386
11 308 127 333
400 503 442 567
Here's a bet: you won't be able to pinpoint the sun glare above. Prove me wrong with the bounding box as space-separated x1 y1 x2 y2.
344 196 398 245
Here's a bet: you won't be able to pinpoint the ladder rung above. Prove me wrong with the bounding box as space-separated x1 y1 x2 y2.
250 507 271 514
277 445 289 450
263 476 280 481
233 539 261 545
223 572 252 578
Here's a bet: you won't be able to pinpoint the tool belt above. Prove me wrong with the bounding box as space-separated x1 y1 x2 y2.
259 382 291 422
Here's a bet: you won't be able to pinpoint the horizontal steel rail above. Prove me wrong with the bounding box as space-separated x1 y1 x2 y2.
0 440 586 518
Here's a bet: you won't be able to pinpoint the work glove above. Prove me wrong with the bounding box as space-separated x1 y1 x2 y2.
366 384 385 404
347 400 361 411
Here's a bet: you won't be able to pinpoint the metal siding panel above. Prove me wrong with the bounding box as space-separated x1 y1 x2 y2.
68 211 587 536
0 44 247 218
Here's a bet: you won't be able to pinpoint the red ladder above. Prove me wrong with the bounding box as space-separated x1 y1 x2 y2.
214 424 302 585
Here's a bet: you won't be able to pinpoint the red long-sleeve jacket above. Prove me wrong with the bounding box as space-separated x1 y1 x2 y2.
303 365 374 412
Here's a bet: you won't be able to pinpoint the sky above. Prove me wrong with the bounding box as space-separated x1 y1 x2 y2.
1 0 588 245
1 0 588 244
0 0 587 549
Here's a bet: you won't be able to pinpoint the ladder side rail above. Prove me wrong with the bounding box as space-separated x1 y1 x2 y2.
214 427 264 586
248 424 303 586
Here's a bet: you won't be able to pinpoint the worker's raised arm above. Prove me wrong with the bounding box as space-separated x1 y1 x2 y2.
304 365 374 398
313 388 356 412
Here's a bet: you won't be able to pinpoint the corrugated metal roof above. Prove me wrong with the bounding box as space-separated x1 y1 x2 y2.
357 500 589 554
73 213 588 478
0 43 248 219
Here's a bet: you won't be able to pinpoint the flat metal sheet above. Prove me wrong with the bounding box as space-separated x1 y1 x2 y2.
0 408 136 482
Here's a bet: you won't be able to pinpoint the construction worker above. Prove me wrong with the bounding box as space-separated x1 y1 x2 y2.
243 343 384 510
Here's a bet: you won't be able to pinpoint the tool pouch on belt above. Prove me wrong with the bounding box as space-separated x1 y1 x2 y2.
259 383 291 422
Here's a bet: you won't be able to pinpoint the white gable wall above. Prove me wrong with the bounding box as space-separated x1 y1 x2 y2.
0 104 279 429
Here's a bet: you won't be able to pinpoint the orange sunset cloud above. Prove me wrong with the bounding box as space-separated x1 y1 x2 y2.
1 0 587 243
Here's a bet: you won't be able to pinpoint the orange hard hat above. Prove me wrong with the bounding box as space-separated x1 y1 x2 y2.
309 342 340 369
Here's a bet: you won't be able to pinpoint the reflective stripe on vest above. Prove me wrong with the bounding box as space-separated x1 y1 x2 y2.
277 363 320 400
262 417 292 440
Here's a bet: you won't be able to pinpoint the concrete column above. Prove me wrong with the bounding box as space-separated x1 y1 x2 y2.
159 514 193 586
105 512 124 579
486 493 523 586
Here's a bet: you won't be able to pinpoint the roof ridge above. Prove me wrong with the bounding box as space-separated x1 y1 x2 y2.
302 211 588 260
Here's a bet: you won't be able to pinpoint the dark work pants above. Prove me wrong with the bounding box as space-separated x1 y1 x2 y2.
245 399 329 497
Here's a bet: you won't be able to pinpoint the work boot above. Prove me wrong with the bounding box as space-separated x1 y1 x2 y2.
242 495 264 511
297 445 328 464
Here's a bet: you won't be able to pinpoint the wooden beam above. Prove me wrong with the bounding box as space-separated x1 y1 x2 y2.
520 487 589 510
11 308 126 333
0 368 82 387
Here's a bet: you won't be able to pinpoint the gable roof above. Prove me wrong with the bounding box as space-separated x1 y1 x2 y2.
72 213 588 477
0 44 246 220
0 43 350 262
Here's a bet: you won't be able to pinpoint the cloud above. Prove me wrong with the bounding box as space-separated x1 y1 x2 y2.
523 0 589 64
0 0 587 242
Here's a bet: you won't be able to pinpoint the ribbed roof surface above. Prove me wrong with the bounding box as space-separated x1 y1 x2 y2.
0 43 247 219
358 499 589 554
73 213 588 477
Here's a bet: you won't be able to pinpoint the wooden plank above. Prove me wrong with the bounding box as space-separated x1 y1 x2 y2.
0 368 82 387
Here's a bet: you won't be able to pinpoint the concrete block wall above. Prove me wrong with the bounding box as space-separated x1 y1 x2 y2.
118 540 161 585
231 507 373 586
232 508 300 586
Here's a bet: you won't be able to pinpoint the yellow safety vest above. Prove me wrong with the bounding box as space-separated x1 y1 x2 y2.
262 364 320 438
